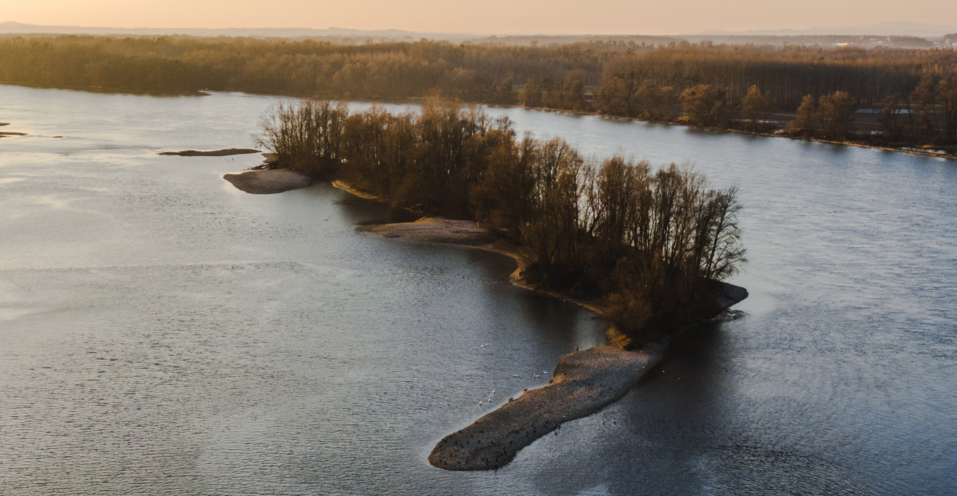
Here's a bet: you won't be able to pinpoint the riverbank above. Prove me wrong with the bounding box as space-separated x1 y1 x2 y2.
723 127 957 161
515 105 957 161
347 204 607 317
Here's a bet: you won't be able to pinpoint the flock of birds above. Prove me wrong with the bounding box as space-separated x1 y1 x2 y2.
478 341 550 407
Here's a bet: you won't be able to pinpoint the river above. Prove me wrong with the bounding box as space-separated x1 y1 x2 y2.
1 85 955 495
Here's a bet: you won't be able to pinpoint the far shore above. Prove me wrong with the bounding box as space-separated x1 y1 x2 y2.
7 78 953 161
506 104 957 161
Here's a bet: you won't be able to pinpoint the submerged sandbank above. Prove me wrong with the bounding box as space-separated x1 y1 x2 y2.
358 217 494 246
223 169 311 194
159 148 262 157
160 147 304 194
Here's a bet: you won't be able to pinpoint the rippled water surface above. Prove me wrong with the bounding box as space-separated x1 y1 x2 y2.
1 86 955 495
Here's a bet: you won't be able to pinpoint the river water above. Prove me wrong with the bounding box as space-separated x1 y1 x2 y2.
1 86 955 495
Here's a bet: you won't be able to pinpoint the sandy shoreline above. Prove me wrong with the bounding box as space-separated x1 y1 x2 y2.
344 180 746 327
333 180 607 315
355 216 607 316
330 180 384 200
347 192 748 470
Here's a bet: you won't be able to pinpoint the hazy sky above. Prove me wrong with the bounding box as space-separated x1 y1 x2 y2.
3 0 956 35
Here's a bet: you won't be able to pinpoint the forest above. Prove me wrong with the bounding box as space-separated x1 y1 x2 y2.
256 98 746 341
2 35 956 146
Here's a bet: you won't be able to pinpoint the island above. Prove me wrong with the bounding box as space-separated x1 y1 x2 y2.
226 98 749 469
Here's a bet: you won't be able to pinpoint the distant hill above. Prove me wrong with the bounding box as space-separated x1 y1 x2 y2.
0 21 475 42
473 34 937 49
1 21 952 49
695 21 957 38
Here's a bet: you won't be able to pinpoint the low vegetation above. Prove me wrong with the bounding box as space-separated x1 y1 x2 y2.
260 98 745 341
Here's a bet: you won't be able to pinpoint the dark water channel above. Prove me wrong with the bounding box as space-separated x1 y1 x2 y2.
1 86 955 495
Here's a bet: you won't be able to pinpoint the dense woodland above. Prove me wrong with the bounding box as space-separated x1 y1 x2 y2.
2 35 956 146
257 98 745 341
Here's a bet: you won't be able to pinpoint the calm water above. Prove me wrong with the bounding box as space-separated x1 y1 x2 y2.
1 86 955 495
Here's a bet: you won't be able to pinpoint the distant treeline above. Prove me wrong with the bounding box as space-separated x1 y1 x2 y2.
2 35 955 143
0 35 953 104
0 35 602 102
257 98 745 340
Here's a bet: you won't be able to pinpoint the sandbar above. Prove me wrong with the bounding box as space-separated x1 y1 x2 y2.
159 148 262 157
429 345 665 470
223 169 311 194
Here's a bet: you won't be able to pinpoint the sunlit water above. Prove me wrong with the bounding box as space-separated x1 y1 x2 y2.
1 86 955 495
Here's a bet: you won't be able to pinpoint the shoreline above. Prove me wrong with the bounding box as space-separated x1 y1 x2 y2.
722 127 957 161
4 81 951 161
511 104 957 161
334 180 606 317
0 80 206 97
340 181 748 471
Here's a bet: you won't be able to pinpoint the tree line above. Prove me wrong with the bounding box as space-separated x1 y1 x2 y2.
1 35 953 105
2 35 954 145
257 98 746 341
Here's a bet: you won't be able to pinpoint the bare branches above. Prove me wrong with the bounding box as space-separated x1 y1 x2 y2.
255 100 349 176
260 98 746 339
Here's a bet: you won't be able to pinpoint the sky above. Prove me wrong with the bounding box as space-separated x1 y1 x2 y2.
2 0 957 35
